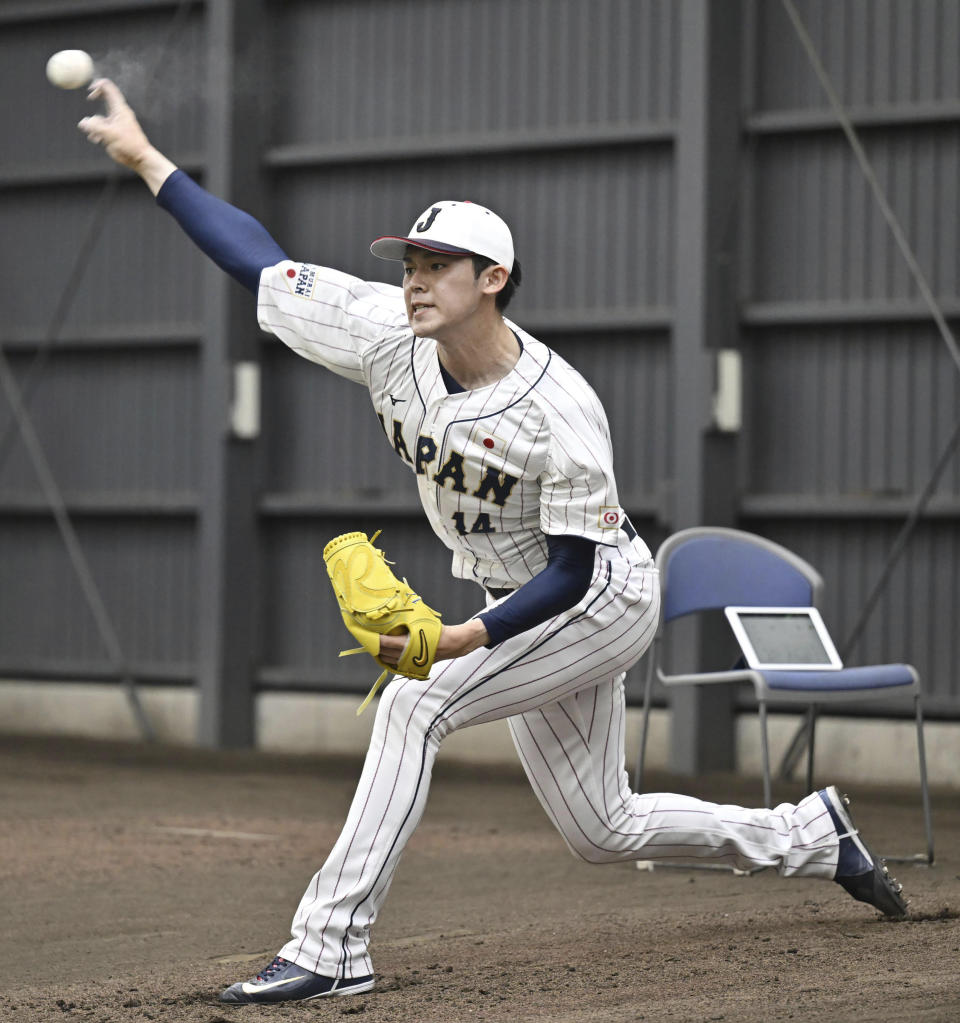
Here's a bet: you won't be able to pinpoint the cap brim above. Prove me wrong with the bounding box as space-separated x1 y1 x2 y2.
370 235 476 261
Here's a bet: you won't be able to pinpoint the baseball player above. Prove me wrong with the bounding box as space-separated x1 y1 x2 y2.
79 80 908 1005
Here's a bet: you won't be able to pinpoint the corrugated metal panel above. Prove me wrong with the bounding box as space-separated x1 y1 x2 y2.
1 182 205 332
273 0 679 146
271 146 675 325
750 127 960 304
0 348 200 496
0 518 195 673
743 326 960 498
755 0 960 112
260 342 413 502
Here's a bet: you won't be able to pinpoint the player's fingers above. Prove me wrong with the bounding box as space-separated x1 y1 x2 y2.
377 633 405 666
77 114 101 142
86 78 109 104
89 77 127 115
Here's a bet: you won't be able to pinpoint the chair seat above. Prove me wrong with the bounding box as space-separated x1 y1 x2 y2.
760 663 916 693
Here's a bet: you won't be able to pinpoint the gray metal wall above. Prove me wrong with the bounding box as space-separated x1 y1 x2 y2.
741 0 960 716
0 0 207 687
259 0 679 697
0 0 958 745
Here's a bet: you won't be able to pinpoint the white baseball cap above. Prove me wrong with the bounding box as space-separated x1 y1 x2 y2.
370 200 515 270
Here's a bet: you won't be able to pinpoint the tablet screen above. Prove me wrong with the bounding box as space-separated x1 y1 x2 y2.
724 607 842 670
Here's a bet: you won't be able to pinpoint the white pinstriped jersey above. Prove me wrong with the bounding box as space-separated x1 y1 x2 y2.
258 260 648 591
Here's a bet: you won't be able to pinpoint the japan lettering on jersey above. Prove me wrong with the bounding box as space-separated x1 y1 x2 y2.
258 261 634 589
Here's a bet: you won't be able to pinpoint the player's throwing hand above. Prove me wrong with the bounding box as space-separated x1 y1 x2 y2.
78 79 177 195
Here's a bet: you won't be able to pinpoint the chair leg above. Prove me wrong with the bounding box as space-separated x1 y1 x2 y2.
805 705 817 794
759 701 772 808
880 694 935 867
915 695 935 865
634 647 657 792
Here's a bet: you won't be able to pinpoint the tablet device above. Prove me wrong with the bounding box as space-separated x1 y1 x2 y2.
723 606 843 670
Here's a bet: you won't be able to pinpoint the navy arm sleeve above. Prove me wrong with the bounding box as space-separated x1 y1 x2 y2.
477 534 597 647
155 169 288 294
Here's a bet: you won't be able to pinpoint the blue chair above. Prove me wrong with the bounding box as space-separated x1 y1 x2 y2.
636 526 933 865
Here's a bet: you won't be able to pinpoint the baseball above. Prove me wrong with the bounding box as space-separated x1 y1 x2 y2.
46 49 95 90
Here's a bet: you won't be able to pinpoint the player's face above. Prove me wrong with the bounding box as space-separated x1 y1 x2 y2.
401 248 486 339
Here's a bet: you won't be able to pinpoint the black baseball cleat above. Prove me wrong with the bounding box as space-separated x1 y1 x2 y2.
219 955 375 1004
819 785 907 918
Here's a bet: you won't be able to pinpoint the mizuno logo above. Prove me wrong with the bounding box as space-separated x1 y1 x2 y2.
411 628 429 668
242 974 308 995
388 394 407 406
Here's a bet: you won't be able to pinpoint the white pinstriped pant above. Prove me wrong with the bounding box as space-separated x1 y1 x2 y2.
279 541 839 978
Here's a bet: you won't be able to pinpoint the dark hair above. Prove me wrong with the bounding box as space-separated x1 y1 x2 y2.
472 255 522 312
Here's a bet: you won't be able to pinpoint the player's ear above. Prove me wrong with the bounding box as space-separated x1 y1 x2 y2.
479 264 510 297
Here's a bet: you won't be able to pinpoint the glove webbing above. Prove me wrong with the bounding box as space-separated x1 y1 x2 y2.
339 571 428 715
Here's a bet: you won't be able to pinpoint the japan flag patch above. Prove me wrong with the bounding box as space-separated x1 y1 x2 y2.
598 506 623 530
475 430 505 458
280 261 317 299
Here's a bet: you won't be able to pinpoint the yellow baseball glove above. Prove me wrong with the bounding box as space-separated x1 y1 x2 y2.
324 530 443 715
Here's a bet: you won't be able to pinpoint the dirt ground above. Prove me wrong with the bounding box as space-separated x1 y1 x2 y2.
2 734 958 1023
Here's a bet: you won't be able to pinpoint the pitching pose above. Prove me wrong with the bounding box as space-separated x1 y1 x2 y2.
79 81 907 1005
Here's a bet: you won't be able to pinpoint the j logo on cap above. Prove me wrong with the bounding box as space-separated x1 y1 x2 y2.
416 207 442 233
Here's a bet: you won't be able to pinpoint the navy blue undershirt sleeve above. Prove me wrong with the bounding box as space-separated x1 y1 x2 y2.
155 169 288 294
478 534 597 647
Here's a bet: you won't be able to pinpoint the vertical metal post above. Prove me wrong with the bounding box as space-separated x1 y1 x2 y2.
668 0 743 774
196 0 265 748
759 701 772 808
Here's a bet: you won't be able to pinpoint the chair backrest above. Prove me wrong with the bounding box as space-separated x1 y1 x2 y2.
657 527 823 623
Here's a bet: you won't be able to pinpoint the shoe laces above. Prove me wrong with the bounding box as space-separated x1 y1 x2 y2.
256 956 289 982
